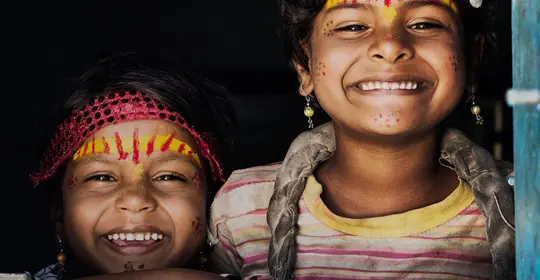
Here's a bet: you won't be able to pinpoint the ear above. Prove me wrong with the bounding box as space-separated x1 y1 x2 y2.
293 43 315 97
467 34 485 90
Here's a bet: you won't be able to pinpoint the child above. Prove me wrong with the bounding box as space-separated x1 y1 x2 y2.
210 0 515 279
30 53 236 279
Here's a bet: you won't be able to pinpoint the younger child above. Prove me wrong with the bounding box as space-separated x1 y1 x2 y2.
210 0 515 279
30 54 236 279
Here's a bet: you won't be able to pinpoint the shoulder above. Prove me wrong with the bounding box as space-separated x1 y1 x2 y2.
33 264 59 280
210 162 281 226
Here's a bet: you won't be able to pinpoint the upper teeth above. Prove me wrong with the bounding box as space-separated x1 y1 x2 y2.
360 81 418 90
107 232 163 241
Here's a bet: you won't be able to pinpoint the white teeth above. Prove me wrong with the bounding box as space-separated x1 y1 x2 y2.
107 232 164 241
359 81 420 91
135 233 145 241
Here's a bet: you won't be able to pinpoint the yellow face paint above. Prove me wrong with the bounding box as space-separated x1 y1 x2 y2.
382 6 398 23
324 0 458 14
73 133 201 167
132 163 144 178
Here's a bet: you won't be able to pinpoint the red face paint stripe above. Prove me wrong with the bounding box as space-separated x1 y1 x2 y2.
102 136 110 154
147 134 156 156
82 143 89 157
132 129 140 164
178 143 185 153
114 132 128 160
91 135 96 153
160 133 174 152
384 0 391 6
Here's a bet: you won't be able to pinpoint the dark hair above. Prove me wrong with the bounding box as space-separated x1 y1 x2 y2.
279 0 499 71
37 52 236 214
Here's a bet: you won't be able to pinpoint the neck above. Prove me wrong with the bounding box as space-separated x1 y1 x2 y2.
317 123 456 218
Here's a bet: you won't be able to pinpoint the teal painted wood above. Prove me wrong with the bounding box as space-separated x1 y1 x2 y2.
510 0 540 279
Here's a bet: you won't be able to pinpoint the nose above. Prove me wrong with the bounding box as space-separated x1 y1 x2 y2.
368 32 414 64
115 185 157 213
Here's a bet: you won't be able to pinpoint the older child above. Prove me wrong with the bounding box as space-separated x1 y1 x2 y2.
210 0 515 279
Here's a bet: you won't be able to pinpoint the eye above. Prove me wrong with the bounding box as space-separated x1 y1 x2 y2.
154 173 189 183
335 24 368 32
409 22 444 30
84 174 116 182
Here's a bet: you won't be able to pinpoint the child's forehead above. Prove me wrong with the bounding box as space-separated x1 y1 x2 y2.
324 0 458 13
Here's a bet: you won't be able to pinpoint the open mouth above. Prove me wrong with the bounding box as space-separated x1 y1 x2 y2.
102 232 167 255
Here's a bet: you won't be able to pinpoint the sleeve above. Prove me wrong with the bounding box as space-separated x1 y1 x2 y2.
209 220 244 275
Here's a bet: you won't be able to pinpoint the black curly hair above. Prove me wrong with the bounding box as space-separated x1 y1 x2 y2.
279 0 499 72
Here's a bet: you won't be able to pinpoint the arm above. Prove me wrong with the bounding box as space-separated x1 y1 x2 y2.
78 269 224 280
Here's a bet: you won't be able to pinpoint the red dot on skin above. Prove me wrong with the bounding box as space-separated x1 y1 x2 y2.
379 113 383 118
396 118 400 122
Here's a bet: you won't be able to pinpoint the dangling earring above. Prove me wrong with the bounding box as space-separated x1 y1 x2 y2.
56 234 67 273
468 86 484 125
300 86 315 129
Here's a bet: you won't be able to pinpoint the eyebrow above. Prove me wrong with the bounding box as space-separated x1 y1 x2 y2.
325 3 372 14
74 155 115 166
154 152 198 167
402 0 456 12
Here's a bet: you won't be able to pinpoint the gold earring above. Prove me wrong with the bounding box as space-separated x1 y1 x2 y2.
299 85 315 129
56 234 67 272
469 86 483 125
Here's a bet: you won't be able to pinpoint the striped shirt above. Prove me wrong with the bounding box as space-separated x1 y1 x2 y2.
210 164 492 279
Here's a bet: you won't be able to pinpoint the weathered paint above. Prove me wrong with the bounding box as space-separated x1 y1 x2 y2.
509 0 540 278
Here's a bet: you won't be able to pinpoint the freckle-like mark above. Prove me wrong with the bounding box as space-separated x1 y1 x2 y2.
124 261 134 272
315 62 327 81
450 56 459 73
191 217 203 237
138 264 144 270
67 175 76 189
193 172 202 189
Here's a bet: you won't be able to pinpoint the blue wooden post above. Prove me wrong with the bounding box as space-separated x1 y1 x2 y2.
507 0 540 279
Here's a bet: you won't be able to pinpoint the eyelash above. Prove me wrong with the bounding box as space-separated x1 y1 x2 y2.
409 22 444 30
153 173 189 183
335 24 369 32
84 174 117 182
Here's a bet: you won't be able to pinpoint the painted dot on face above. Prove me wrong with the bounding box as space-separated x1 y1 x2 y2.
138 264 144 270
450 56 460 73
67 174 77 189
191 217 203 237
373 111 401 128
124 261 134 272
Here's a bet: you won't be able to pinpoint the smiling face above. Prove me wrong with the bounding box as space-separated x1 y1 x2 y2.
61 120 207 273
298 0 467 138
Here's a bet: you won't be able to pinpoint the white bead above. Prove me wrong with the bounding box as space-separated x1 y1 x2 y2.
470 0 482 8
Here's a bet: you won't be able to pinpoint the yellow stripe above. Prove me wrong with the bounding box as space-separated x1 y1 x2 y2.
73 134 201 166
302 175 475 238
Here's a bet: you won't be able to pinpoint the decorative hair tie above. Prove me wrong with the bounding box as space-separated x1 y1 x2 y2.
470 0 482 8
30 91 225 185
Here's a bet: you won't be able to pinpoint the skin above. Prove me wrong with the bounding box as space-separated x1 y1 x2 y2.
296 0 482 218
58 120 208 274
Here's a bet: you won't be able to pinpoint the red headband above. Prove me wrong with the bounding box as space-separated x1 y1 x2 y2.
30 91 225 185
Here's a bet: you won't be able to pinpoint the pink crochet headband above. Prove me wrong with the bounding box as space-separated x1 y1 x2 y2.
30 91 225 185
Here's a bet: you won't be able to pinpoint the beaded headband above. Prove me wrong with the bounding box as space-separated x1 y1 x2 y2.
30 91 225 185
325 0 483 12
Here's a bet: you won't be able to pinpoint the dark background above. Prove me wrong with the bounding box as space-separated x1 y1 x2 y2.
3 1 513 273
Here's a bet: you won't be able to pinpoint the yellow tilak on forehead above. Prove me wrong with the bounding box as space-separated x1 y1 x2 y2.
72 133 201 167
324 0 458 13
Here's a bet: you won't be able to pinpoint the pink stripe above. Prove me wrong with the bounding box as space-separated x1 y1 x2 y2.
233 168 279 175
217 179 275 195
217 236 243 261
244 253 268 264
296 248 492 262
460 208 483 215
295 266 489 279
406 235 487 241
245 208 268 215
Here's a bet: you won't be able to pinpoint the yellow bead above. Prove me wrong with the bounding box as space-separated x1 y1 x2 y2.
304 106 314 117
57 252 67 263
471 105 481 115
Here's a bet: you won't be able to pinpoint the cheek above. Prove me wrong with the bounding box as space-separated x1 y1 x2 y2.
163 195 206 240
63 196 107 246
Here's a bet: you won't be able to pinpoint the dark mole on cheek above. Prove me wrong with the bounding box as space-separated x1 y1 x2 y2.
450 56 459 73
191 217 203 237
138 264 144 269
